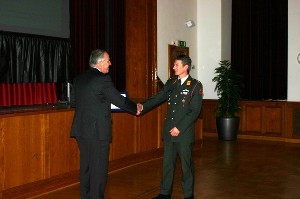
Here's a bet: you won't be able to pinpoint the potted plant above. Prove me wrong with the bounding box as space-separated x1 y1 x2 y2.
212 60 242 141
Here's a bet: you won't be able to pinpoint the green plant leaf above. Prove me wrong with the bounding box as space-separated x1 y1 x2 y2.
212 60 243 117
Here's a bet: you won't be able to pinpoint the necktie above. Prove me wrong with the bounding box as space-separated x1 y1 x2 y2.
178 79 181 87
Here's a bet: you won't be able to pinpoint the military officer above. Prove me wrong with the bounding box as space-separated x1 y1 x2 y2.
138 54 203 199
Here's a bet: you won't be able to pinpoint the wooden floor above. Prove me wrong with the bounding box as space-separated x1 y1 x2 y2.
31 137 300 199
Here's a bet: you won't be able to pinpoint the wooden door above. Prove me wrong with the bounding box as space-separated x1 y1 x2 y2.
168 45 189 78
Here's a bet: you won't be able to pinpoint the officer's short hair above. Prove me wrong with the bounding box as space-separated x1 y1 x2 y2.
89 49 107 67
176 54 192 72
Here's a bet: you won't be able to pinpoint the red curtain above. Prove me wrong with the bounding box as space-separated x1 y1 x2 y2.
0 83 57 106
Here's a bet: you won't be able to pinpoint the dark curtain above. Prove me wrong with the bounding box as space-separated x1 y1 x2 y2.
0 31 71 83
231 0 287 100
70 0 125 91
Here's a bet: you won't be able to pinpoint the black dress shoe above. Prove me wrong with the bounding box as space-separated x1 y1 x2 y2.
184 196 194 199
152 194 171 199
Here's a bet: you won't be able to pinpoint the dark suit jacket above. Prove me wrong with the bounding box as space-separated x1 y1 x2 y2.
142 75 203 143
70 68 137 141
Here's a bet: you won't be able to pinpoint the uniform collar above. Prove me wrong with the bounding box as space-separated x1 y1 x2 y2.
179 75 189 85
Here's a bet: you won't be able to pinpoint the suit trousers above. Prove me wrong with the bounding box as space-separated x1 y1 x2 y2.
76 137 110 199
160 141 194 198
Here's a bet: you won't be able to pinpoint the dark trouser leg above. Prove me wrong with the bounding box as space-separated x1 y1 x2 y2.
90 141 110 199
77 137 90 199
77 138 110 199
160 141 177 195
176 142 194 198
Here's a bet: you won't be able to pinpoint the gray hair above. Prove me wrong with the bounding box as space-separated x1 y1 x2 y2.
89 49 107 67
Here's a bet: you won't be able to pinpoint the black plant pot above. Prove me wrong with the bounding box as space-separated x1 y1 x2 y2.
216 117 240 141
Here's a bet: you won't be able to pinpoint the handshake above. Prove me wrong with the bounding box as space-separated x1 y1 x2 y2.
136 103 143 115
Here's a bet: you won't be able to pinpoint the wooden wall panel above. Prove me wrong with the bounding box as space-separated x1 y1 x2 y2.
245 106 262 133
199 100 217 133
110 113 137 160
0 119 3 194
195 118 203 141
0 110 79 198
138 107 161 152
285 102 300 139
265 107 282 135
47 111 78 176
138 103 168 152
2 114 46 189
125 0 157 98
125 0 147 98
202 100 300 141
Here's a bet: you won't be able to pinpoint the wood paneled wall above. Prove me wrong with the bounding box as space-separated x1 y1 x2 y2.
201 99 300 141
0 110 79 199
2 99 300 198
125 0 157 98
0 105 203 198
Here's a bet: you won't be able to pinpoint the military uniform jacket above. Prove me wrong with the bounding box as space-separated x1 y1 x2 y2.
142 75 203 143
70 68 137 141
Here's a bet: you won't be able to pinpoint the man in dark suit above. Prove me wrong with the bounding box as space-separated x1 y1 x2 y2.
138 54 203 199
70 49 140 199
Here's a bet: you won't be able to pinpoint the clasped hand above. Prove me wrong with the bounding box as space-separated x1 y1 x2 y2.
136 103 143 115
170 127 180 136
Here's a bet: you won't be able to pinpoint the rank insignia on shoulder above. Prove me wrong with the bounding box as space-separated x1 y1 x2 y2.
187 81 191 86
